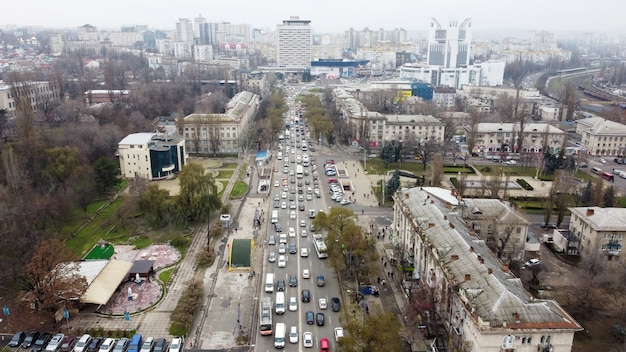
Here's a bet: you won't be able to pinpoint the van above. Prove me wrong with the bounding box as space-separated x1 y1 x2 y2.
319 337 330 352
275 292 285 314
265 273 275 293
127 335 142 352
274 323 286 349
592 167 602 174
271 210 279 224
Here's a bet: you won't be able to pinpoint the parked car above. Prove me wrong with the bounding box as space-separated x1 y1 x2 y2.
32 333 53 352
59 336 78 352
152 339 167 352
168 337 183 352
46 334 66 352
22 331 40 349
9 331 26 348
506 160 517 165
86 338 104 352
524 258 541 267
73 334 92 352
139 337 154 352
112 338 129 352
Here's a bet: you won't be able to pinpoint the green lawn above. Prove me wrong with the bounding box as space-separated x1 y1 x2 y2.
218 180 228 197
216 170 234 179
362 159 430 176
230 181 248 199
222 162 238 169
133 236 153 249
159 268 174 284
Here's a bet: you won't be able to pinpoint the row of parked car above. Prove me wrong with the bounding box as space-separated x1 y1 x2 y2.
7 332 183 352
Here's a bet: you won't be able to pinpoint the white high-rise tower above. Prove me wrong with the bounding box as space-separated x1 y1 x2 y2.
277 16 311 69
427 18 472 68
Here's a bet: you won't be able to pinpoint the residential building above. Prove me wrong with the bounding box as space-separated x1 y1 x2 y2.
173 41 193 59
49 33 65 56
575 116 626 156
393 187 582 352
466 123 566 155
193 45 214 62
569 207 626 262
117 132 187 180
427 18 472 68
277 16 312 69
176 18 194 43
433 86 456 110
182 91 260 155
0 80 62 118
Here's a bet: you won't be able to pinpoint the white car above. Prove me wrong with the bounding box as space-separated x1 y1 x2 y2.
302 332 313 348
281 202 287 209
600 158 607 164
340 198 351 205
268 251 276 263
289 326 299 344
274 180 279 187
319 298 327 310
281 192 287 199
290 211 296 219
334 327 344 342
300 248 309 257
47 334 65 352
278 255 286 268
98 339 114 352
302 269 310 279
278 243 286 254
169 338 183 352
524 258 540 268
300 220 306 227
289 227 296 237
289 296 298 312
506 160 517 165
301 230 307 237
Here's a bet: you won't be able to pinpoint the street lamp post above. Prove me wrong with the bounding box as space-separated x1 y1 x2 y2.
359 146 366 172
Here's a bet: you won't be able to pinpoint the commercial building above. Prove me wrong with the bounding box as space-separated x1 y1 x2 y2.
277 16 312 69
569 207 626 262
427 18 472 68
393 187 582 352
182 91 260 155
117 132 187 180
575 116 626 156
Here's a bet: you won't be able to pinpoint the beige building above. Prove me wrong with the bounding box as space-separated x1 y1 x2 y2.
118 132 187 180
182 91 259 155
467 123 566 155
0 80 62 118
334 88 445 149
569 207 626 262
575 117 626 156
393 187 582 352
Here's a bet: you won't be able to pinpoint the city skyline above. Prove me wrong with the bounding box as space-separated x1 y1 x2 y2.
2 0 625 36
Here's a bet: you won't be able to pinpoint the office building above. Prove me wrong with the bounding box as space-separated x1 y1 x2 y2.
118 132 187 180
427 18 472 68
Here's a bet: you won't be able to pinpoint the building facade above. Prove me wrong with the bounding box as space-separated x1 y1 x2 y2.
182 91 259 155
277 16 311 69
393 187 582 352
575 116 626 156
569 207 626 262
427 18 472 68
118 132 187 180
467 123 566 155
0 80 62 118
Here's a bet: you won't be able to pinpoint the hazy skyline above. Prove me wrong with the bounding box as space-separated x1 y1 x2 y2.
2 0 624 36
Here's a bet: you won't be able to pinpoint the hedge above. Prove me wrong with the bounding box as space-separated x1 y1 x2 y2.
450 177 460 189
516 179 534 191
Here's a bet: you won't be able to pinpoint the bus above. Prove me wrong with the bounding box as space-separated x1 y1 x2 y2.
601 172 615 182
296 165 303 179
312 234 328 259
259 296 273 336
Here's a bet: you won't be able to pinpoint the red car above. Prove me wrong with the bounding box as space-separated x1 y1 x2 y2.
59 336 77 352
325 159 335 165
328 178 338 184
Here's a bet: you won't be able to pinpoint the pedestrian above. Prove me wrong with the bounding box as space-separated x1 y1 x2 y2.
382 234 385 240
362 209 364 215
391 272 394 279
381 257 384 262
377 277 381 283
234 228 238 234
189 341 193 348
384 262 387 267
355 173 357 177
377 234 380 240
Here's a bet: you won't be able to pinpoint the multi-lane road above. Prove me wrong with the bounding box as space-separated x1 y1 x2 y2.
254 99 345 351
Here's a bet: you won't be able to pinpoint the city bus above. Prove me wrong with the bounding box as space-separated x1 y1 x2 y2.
601 172 614 182
259 296 273 336
312 234 328 259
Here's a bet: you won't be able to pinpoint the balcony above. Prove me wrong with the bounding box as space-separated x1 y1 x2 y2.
603 241 622 256
538 343 553 352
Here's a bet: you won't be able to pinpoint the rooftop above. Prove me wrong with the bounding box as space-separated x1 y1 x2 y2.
397 187 581 330
576 116 626 135
569 207 626 231
475 122 565 135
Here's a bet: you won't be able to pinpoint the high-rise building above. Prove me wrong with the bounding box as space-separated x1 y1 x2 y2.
277 16 311 69
194 14 206 41
176 18 194 43
427 18 472 68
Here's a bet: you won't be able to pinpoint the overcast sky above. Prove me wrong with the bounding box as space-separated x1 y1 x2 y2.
2 0 624 35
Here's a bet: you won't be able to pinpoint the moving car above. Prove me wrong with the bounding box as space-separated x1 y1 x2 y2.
268 235 276 245
334 327 345 342
305 311 315 324
300 248 308 257
288 227 296 237
289 242 297 254
289 296 298 312
289 275 298 287
318 298 327 310
268 251 276 263
302 269 310 279
301 289 311 303
316 312 325 326
278 243 286 254
317 275 325 287
302 332 313 348
277 279 286 292
331 297 341 312
289 326 298 344
278 255 286 268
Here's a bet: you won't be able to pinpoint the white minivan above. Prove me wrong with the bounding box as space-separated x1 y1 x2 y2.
275 292 286 314
274 323 286 349
265 273 275 293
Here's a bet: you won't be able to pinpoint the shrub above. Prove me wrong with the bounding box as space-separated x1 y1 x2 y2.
169 279 204 336
196 247 216 268
516 179 534 191
450 177 460 189
481 166 492 173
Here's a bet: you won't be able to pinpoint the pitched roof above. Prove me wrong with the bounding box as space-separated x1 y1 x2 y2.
569 206 626 231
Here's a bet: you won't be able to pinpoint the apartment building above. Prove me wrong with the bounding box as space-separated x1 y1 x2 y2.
0 80 62 118
117 132 187 180
393 187 582 352
466 123 566 155
575 116 626 156
569 207 626 262
181 91 259 155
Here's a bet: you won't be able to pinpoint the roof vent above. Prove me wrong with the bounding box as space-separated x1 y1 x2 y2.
586 208 595 216
465 274 471 281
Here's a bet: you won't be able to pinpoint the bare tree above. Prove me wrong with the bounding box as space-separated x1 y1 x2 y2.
465 109 483 154
430 155 444 187
416 140 440 170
